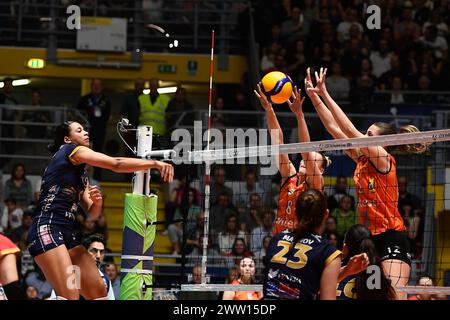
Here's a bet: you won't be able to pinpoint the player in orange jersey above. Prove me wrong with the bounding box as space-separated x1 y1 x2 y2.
254 85 331 235
305 67 428 299
223 257 263 300
0 234 26 299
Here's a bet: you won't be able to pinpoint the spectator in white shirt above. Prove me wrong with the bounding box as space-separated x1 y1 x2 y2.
337 9 363 43
218 214 246 255
1 198 23 232
423 10 448 37
234 169 265 212
370 39 393 78
418 25 448 59
250 210 274 253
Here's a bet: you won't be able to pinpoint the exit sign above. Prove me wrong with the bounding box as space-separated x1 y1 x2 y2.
158 64 177 74
27 58 45 69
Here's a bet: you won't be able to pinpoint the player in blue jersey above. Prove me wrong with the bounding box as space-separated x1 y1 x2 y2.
263 189 342 300
337 224 396 300
27 121 173 300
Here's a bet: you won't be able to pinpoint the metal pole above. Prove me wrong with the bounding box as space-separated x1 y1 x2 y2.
180 164 190 289
134 126 153 194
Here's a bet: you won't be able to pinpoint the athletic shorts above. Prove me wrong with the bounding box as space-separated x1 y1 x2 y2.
27 213 80 258
0 234 20 257
372 229 411 266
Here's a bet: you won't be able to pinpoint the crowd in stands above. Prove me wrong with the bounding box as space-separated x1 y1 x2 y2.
1 0 447 300
254 0 450 113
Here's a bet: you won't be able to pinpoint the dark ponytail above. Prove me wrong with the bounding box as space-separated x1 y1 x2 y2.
293 189 327 245
373 122 429 154
48 121 73 153
344 224 396 300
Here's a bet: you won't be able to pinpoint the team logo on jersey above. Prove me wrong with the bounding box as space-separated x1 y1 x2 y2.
368 178 376 192
38 225 53 246
287 189 296 196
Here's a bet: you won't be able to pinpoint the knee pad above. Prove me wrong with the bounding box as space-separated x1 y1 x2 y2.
3 281 27 300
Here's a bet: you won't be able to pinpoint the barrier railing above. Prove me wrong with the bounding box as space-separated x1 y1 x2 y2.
0 0 249 54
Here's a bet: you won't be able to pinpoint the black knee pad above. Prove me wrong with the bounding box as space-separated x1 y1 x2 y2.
3 281 27 300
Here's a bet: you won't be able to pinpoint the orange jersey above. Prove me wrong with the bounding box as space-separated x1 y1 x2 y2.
0 234 20 257
273 173 306 235
231 280 262 300
353 155 405 235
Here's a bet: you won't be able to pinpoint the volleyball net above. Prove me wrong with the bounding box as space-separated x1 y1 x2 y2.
164 127 450 298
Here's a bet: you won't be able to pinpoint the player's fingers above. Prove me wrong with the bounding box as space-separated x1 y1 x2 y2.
315 71 319 82
89 188 101 197
253 89 261 98
257 83 264 96
291 90 296 100
167 166 174 183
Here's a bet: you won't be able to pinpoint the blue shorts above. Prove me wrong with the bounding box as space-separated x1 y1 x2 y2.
27 213 80 258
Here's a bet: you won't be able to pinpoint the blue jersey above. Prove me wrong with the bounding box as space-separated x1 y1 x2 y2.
35 144 88 220
263 231 341 300
336 275 357 300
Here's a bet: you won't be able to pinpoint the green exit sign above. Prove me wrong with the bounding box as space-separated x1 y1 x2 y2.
158 64 177 74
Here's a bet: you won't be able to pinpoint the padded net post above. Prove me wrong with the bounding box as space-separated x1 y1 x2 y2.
120 125 156 300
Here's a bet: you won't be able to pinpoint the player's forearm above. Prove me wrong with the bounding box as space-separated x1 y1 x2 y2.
295 112 310 143
111 158 160 173
295 111 313 162
321 91 360 138
265 108 284 145
311 95 343 139
88 203 103 221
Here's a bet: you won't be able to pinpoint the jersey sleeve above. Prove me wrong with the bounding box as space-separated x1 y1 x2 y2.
322 244 342 267
64 144 85 166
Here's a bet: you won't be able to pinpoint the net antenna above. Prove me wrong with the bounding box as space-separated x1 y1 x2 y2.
200 29 215 286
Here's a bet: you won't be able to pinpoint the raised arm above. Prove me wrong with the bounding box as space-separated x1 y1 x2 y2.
287 87 323 190
314 68 390 171
70 146 174 182
305 68 360 162
254 84 296 181
315 68 363 139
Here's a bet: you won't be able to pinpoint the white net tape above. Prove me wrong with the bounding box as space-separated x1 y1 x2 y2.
188 128 450 162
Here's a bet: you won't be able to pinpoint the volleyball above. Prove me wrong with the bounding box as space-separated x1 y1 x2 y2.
260 71 293 104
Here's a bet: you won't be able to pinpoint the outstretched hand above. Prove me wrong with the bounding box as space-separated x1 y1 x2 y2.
287 86 306 118
314 67 328 95
254 83 272 111
304 67 328 97
155 161 174 183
